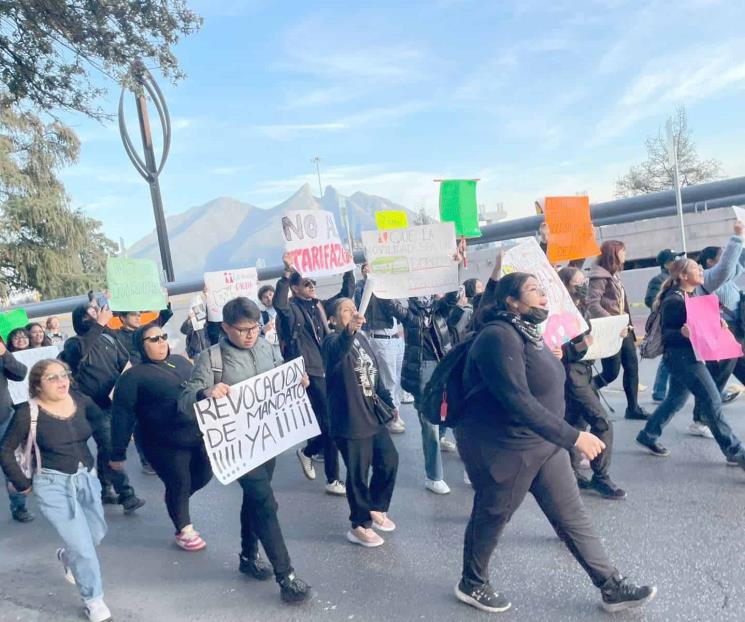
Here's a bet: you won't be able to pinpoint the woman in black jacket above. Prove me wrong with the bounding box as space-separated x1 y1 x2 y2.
323 298 399 548
110 322 212 551
454 272 655 614
559 267 625 500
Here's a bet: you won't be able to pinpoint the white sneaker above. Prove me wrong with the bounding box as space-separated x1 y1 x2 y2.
325 480 346 496
688 422 714 439
346 526 384 547
56 548 76 585
85 597 112 622
296 448 316 480
425 479 451 495
401 392 415 404
440 438 457 453
387 418 405 434
463 470 472 487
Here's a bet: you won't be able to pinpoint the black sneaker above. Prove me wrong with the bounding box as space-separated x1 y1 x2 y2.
11 507 34 523
575 473 593 489
454 580 511 613
590 477 627 500
239 553 273 581
635 435 670 457
101 485 118 505
625 407 650 421
120 495 145 514
601 575 657 612
279 573 312 604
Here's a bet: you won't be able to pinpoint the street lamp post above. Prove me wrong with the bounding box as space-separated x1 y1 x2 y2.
118 63 176 282
667 118 687 255
310 156 323 196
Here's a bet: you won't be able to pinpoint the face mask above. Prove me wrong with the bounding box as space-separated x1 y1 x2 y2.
522 306 549 325
573 282 589 299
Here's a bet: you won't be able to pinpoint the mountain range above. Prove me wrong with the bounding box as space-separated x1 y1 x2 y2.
129 184 426 278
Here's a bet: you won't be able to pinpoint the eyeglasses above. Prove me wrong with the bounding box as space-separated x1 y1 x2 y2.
12 335 28 341
44 372 70 383
302 280 316 288
144 334 168 343
228 324 260 337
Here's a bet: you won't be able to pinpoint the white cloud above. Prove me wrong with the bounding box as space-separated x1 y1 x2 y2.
210 164 254 176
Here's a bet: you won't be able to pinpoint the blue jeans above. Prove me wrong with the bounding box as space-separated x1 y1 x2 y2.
33 466 107 603
652 359 670 401
414 360 444 481
0 413 28 514
639 350 744 460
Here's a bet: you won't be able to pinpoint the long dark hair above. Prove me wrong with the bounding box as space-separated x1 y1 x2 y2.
654 257 691 311
26 322 52 347
597 240 625 275
7 328 30 352
559 267 582 305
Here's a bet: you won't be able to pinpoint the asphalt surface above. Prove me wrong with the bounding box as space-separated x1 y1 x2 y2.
2 358 745 622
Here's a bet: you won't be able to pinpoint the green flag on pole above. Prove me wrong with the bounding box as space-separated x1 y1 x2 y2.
438 179 481 238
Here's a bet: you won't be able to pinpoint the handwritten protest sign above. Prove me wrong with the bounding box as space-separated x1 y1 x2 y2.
439 180 481 238
361 222 459 299
501 238 587 346
0 308 29 342
581 314 629 361
282 210 354 278
685 294 743 361
107 257 167 312
204 268 258 322
8 345 63 404
544 196 600 263
375 210 408 230
193 357 320 485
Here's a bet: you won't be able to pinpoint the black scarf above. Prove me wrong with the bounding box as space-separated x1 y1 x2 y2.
493 311 544 347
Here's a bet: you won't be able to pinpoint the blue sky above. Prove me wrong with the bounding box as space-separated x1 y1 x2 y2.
58 0 745 247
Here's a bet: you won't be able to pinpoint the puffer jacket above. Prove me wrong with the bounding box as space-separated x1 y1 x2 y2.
586 265 631 319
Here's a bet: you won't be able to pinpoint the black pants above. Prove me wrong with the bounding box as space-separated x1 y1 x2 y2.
238 458 293 583
302 375 340 483
336 429 399 529
143 443 212 532
565 362 614 482
593 332 640 413
95 408 135 501
455 428 617 590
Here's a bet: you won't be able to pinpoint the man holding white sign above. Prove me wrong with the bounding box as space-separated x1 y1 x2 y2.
179 297 313 605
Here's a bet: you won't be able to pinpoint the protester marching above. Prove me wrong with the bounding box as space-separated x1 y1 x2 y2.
13 193 745 622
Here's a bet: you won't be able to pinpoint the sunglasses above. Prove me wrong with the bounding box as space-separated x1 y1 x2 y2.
44 371 70 383
302 280 316 288
144 334 168 343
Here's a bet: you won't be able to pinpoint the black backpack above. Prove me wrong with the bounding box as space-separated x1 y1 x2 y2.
60 333 128 404
420 332 482 428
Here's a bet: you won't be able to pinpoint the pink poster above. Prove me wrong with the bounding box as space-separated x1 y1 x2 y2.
685 294 743 361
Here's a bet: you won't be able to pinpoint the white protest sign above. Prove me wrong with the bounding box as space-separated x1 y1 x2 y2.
204 268 259 322
361 222 459 299
581 314 629 361
733 206 745 226
501 238 588 347
190 295 207 330
282 210 354 278
8 345 63 404
193 357 320 485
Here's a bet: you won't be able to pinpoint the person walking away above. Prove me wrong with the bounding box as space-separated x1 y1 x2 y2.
323 299 399 547
454 273 656 613
0 359 114 622
178 297 312 604
111 323 211 550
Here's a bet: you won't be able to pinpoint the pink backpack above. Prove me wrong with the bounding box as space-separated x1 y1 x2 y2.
14 400 41 479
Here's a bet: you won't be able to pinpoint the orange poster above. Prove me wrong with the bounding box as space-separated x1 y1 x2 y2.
544 196 600 263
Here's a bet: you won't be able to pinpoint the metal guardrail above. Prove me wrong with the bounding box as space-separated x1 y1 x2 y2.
17 176 745 319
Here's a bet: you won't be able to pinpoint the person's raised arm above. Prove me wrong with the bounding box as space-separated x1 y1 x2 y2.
702 222 745 293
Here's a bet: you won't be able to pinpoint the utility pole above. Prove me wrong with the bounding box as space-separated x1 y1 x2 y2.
310 156 323 196
666 118 687 255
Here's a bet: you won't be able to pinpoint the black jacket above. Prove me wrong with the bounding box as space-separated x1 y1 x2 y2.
358 292 397 332
660 287 690 352
0 350 27 424
115 306 173 364
274 270 355 376
180 318 209 359
384 294 458 397
461 313 579 450
322 329 394 439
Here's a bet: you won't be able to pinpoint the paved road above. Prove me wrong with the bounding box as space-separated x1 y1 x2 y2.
2 359 745 622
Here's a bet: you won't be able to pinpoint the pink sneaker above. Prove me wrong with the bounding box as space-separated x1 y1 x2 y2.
370 511 396 532
176 525 206 551
346 526 384 547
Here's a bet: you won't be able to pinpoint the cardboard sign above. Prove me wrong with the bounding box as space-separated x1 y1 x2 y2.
193 357 320 485
282 210 354 278
375 210 408 230
685 294 743 361
361 222 459 299
581 314 629 361
439 180 481 238
544 196 601 263
501 238 588 346
0 308 29 342
107 257 167 312
204 268 259 322
7 345 63 404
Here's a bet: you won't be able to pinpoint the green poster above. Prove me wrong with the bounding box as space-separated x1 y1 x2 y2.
0 308 29 342
107 257 167 312
439 179 482 238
